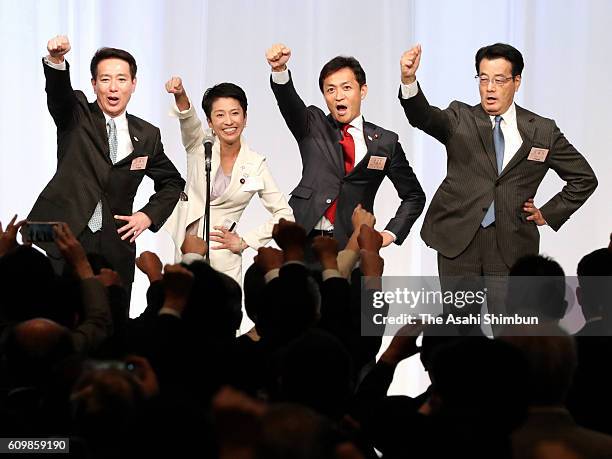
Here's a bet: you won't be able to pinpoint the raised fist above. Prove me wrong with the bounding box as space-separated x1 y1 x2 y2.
136 250 163 282
47 35 71 63
400 44 421 85
266 43 291 71
165 76 185 96
254 247 284 274
165 75 190 111
351 204 375 232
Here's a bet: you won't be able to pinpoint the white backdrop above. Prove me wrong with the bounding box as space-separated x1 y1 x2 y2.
1 0 611 395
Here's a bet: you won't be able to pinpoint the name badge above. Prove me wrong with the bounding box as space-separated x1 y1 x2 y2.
242 176 264 191
527 147 549 162
367 156 387 170
130 156 148 170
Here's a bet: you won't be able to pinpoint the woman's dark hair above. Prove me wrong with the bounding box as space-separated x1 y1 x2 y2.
201 82 248 119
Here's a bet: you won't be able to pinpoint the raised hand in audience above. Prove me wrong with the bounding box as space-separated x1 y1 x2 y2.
136 251 163 283
95 268 123 287
181 234 208 256
346 204 376 253
352 204 376 231
54 222 94 278
254 247 284 274
272 218 307 262
358 224 383 254
0 214 26 257
162 263 194 315
312 236 339 270
360 249 384 277
379 322 426 366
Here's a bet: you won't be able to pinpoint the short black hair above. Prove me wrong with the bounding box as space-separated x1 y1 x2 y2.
318 56 366 93
90 47 137 80
201 82 248 120
475 43 524 77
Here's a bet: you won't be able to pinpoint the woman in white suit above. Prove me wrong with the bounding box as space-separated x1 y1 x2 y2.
163 77 294 284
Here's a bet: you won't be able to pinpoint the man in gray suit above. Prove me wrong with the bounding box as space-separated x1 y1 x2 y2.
398 43 597 280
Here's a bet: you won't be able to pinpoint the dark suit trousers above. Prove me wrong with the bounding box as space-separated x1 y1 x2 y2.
437 225 508 320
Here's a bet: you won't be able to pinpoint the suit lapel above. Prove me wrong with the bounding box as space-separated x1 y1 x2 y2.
498 104 537 179
120 113 145 165
350 121 380 174
473 104 498 174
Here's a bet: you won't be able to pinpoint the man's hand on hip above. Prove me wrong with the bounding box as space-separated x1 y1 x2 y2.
115 212 152 243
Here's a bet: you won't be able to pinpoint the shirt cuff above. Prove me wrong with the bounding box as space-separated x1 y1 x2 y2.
264 268 280 283
322 269 342 281
169 101 194 119
43 56 66 70
271 68 290 85
159 307 182 319
400 80 419 99
382 230 397 242
181 252 205 265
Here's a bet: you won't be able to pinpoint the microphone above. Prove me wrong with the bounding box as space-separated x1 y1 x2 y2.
203 128 215 170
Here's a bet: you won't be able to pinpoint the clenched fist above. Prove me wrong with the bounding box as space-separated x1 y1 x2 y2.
400 44 422 85
165 76 185 95
47 35 71 64
165 75 190 111
266 43 291 72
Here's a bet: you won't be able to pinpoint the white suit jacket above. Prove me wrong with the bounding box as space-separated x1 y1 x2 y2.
163 104 294 283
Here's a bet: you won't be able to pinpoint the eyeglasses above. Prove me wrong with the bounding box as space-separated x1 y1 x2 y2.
475 75 515 86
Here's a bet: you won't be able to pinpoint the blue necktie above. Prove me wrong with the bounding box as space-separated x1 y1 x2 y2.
88 119 118 232
481 115 504 227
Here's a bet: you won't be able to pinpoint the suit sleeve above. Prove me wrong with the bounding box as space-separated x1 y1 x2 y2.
270 70 310 143
43 59 80 155
172 103 206 156
139 129 186 232
384 141 426 244
241 159 295 249
539 123 598 230
398 83 459 145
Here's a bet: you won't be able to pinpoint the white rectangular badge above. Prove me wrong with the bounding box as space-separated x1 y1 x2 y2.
367 156 387 170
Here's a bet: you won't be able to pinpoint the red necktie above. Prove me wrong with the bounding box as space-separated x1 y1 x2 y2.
324 124 355 224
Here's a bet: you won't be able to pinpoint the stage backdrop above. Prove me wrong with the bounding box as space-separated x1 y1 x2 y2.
2 0 611 396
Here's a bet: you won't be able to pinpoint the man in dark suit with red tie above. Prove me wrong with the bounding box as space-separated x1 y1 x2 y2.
266 43 425 251
27 36 184 295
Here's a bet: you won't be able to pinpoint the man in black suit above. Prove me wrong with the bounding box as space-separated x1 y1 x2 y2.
27 36 184 294
266 44 425 250
398 43 597 279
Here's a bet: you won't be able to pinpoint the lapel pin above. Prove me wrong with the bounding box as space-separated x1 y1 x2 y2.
374 133 379 139
367 135 373 141
133 136 139 142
